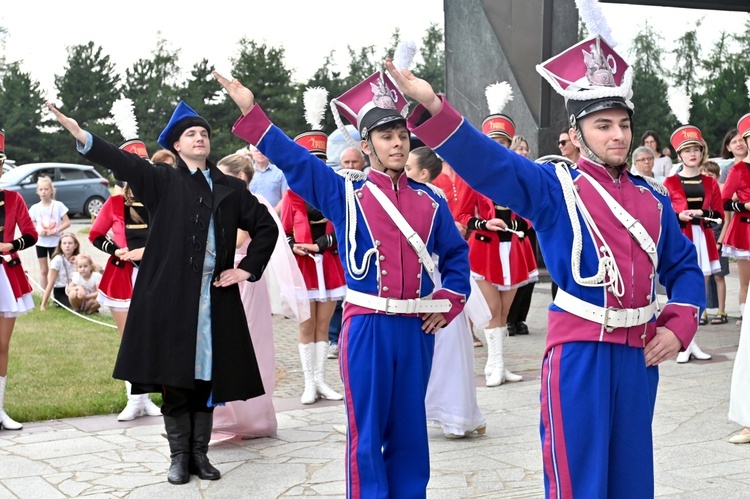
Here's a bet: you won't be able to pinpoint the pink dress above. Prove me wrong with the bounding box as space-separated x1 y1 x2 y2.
211 235 278 439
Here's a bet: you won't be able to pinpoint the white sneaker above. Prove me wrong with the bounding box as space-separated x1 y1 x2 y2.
327 344 339 359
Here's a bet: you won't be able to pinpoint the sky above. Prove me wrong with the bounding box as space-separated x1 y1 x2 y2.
0 1 748 101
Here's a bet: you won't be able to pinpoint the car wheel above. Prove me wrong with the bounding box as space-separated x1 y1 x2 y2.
84 196 105 217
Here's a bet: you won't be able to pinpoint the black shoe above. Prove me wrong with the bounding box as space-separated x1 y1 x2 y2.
507 323 516 336
515 321 529 335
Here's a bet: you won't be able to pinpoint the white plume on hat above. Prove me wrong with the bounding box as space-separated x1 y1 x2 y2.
485 82 513 115
575 0 617 47
110 98 139 141
303 87 328 131
667 88 692 125
392 40 417 73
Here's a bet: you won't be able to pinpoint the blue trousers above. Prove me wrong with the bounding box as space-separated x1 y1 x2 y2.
540 342 659 499
340 314 435 499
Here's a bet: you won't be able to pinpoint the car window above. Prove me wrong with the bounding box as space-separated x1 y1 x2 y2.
59 168 88 181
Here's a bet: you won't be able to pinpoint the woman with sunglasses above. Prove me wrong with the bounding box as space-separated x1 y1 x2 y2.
557 130 580 163
0 135 37 430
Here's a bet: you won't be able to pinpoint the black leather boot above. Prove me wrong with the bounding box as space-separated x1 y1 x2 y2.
506 323 516 336
163 413 192 484
189 411 221 480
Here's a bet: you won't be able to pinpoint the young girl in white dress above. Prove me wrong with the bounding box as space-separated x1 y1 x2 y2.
28 176 70 290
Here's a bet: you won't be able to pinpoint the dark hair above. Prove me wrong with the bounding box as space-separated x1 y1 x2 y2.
640 130 663 150
721 128 740 160
410 146 443 182
702 160 720 177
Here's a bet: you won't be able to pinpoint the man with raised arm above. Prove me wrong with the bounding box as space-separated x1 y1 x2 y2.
386 37 704 498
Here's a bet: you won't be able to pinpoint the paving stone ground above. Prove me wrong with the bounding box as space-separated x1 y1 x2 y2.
4 222 749 497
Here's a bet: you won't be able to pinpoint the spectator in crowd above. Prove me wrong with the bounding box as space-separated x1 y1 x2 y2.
28 176 70 291
558 130 580 162
339 146 367 171
151 149 176 166
718 128 749 187
632 146 658 179
249 144 289 215
40 233 79 310
702 160 729 325
66 253 102 314
510 136 530 158
641 130 673 178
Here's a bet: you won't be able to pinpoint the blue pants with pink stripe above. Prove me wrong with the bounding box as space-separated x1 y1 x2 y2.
339 314 435 499
540 341 659 499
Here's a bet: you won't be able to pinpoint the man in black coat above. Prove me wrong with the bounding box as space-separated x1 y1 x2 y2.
46 101 278 485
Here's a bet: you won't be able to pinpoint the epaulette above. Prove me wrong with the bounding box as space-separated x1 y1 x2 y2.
630 172 669 196
336 169 368 182
424 182 447 199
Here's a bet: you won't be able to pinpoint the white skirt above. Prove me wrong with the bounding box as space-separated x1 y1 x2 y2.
297 254 346 303
97 267 139 311
691 226 720 276
0 264 34 318
729 301 750 427
426 271 487 435
722 245 750 261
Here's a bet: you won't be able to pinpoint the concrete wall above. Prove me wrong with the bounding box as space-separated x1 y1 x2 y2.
444 0 579 158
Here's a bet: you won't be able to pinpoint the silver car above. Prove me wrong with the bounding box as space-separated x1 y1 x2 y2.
0 162 111 217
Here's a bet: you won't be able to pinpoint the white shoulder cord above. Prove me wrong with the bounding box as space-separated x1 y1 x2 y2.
554 162 625 299
344 176 378 280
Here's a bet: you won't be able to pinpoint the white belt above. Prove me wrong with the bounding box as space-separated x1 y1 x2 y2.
554 289 657 330
346 289 452 315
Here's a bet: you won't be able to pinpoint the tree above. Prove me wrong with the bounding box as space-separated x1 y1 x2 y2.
629 23 674 144
303 51 348 136
230 39 298 138
122 36 181 154
672 22 702 95
0 62 47 163
415 23 445 95
629 22 667 79
52 42 121 166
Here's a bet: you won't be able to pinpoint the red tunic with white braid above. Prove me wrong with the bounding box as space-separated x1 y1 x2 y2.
1 190 37 298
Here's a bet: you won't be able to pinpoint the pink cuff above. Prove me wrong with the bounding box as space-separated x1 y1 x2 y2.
407 96 464 149
656 303 700 349
433 288 467 325
231 105 273 146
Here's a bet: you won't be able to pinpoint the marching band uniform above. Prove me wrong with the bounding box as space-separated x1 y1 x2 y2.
722 114 750 262
0 130 36 431
285 96 347 405
232 70 470 498
405 36 704 498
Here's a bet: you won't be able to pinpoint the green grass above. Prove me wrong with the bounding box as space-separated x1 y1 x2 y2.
6 294 161 422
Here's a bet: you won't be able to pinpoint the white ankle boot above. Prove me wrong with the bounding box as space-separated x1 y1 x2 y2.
0 376 22 430
676 339 711 364
314 341 343 400
484 327 522 387
142 395 162 417
118 381 146 421
299 343 318 404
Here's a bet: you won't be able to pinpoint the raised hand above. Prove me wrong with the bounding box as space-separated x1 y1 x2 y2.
45 102 87 144
384 58 442 116
213 71 255 116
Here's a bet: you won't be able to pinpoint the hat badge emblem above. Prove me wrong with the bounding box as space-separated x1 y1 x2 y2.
370 75 398 110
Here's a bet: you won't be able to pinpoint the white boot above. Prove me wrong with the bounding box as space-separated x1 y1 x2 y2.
299 343 318 404
675 347 691 364
314 341 344 400
0 376 22 430
118 381 145 421
689 339 711 360
141 394 162 417
485 327 504 387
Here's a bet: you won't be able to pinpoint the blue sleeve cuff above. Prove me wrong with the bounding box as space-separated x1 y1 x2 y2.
75 132 94 154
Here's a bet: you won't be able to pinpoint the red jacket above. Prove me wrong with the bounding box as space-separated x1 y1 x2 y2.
1 190 37 298
663 173 721 262
281 190 345 291
722 161 750 251
455 185 533 287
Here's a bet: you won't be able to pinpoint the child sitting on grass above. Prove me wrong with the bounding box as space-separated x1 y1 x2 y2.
66 254 101 314
40 233 80 310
